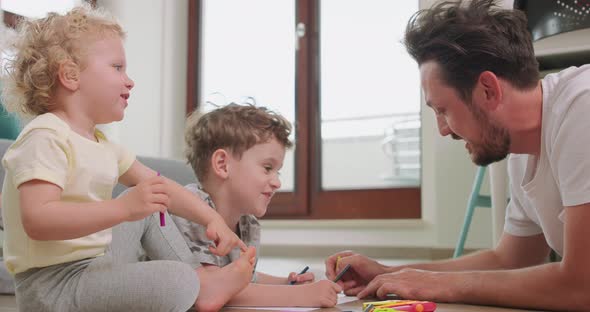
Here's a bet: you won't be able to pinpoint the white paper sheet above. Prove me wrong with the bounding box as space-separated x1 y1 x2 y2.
225 293 358 310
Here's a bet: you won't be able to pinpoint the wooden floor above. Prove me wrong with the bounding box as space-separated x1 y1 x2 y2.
0 256 419 311
0 257 545 311
0 295 544 312
0 296 15 312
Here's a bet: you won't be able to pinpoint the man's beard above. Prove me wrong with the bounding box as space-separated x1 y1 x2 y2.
468 106 511 166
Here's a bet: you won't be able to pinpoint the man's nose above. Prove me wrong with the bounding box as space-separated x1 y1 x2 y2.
437 116 451 137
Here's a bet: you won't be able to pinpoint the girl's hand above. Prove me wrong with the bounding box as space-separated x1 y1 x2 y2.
287 271 315 285
118 176 169 221
205 217 248 256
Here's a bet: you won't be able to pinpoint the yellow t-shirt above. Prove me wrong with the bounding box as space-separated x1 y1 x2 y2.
1 113 135 274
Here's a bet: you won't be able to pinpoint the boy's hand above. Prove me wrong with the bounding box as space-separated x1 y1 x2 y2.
205 217 248 255
118 176 169 222
295 280 342 307
287 271 315 285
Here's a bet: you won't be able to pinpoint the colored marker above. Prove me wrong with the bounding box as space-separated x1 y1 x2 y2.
289 266 310 285
363 300 436 312
333 263 351 282
157 172 165 226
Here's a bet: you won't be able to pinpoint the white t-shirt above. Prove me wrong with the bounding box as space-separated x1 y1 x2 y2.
505 65 590 256
1 113 135 274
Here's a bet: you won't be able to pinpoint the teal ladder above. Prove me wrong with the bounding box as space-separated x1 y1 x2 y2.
454 166 491 258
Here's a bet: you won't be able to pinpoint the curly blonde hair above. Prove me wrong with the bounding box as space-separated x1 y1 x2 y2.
1 3 124 118
185 103 293 181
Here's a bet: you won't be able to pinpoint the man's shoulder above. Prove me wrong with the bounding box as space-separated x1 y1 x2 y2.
542 65 590 137
544 65 590 95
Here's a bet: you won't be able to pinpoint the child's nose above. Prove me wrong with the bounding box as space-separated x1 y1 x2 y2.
125 75 135 90
270 176 281 190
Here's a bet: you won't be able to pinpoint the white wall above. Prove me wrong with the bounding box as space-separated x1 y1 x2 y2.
100 0 497 252
98 0 187 159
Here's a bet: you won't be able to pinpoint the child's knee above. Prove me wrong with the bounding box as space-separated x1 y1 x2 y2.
160 261 200 309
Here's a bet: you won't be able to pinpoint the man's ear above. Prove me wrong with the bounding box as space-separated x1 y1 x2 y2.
210 149 230 179
57 61 80 91
475 71 502 112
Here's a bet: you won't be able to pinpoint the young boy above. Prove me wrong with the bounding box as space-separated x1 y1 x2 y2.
172 103 342 307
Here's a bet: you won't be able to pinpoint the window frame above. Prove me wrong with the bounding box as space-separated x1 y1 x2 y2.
187 0 421 219
3 10 18 28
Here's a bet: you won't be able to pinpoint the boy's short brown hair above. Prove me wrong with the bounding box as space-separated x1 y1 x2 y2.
185 103 293 181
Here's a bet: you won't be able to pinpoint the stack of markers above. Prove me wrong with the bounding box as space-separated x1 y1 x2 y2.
362 300 437 312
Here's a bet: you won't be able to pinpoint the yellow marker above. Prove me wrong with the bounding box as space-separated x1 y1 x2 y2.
363 300 436 312
363 300 420 309
373 308 403 312
336 256 342 270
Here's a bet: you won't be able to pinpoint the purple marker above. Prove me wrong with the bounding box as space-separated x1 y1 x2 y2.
157 172 165 226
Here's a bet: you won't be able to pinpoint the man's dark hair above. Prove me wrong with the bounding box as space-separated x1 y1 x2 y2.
404 0 539 102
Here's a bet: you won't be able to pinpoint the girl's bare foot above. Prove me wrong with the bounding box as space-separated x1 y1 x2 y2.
194 246 256 312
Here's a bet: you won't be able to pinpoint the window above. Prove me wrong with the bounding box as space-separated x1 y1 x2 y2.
1 0 89 28
2 0 81 19
188 0 421 219
1 1 94 75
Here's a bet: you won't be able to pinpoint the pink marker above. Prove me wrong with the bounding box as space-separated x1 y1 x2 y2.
157 172 165 226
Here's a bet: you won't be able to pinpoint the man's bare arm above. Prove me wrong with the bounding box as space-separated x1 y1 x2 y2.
327 232 549 295
388 232 550 273
359 204 590 311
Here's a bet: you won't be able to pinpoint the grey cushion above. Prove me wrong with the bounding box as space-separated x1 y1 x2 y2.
113 155 196 197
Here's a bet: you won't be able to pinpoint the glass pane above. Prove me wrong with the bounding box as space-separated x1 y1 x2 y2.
201 0 295 191
1 0 81 18
1 0 83 78
320 0 420 190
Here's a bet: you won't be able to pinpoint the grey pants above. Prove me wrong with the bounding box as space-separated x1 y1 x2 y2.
14 211 201 312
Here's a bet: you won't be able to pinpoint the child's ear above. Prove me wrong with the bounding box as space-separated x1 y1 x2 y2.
211 149 230 179
57 61 81 91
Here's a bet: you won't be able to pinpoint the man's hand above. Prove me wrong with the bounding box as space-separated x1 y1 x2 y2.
205 217 248 256
357 268 456 302
325 251 390 295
